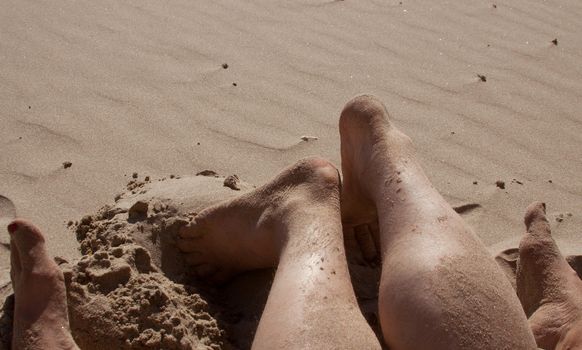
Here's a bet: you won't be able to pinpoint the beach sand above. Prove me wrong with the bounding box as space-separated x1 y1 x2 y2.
1 0 582 348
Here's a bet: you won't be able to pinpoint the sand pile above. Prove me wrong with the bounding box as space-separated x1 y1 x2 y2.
59 174 243 349
59 173 271 349
68 172 287 349
64 211 223 349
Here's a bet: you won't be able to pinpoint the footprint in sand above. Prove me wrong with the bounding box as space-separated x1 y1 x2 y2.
452 202 483 223
452 202 482 215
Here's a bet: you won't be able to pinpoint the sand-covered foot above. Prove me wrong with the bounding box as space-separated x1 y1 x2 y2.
179 157 381 349
8 219 78 350
339 94 411 227
177 157 340 283
517 202 582 349
339 95 410 262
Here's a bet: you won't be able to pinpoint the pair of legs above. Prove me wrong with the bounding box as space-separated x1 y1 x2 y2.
176 96 533 349
7 95 581 349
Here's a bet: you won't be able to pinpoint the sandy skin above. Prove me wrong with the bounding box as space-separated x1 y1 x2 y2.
178 157 382 350
7 220 78 350
517 202 582 349
338 95 537 349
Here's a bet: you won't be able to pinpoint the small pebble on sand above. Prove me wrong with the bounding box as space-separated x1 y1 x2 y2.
222 63 229 69
132 172 138 179
63 161 73 169
552 38 558 46
477 74 487 82
495 180 505 189
144 176 150 182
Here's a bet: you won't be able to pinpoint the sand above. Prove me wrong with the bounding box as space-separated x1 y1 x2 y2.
1 0 582 348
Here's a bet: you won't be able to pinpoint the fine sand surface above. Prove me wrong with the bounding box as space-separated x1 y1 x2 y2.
1 0 582 348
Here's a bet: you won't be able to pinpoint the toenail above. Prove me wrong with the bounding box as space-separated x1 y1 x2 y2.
7 222 18 234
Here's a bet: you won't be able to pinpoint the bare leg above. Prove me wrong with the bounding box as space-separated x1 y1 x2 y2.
339 95 537 349
178 157 381 350
8 220 78 350
517 202 582 349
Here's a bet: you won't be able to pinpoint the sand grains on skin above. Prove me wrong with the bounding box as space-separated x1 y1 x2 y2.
339 95 537 350
516 202 582 350
7 220 78 350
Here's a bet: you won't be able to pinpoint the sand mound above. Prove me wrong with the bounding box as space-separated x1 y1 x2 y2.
62 172 289 350
61 174 254 349
65 255 222 349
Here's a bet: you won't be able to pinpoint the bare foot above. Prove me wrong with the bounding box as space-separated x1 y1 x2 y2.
339 95 399 263
339 94 410 229
517 202 582 349
8 220 78 349
177 157 340 283
178 157 381 349
339 95 536 349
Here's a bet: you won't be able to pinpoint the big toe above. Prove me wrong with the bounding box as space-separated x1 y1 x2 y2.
519 202 561 265
8 219 50 269
339 94 391 134
524 201 548 231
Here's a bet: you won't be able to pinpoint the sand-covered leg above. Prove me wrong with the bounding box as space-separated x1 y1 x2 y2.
517 202 582 350
178 157 381 350
8 220 78 350
339 95 537 350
